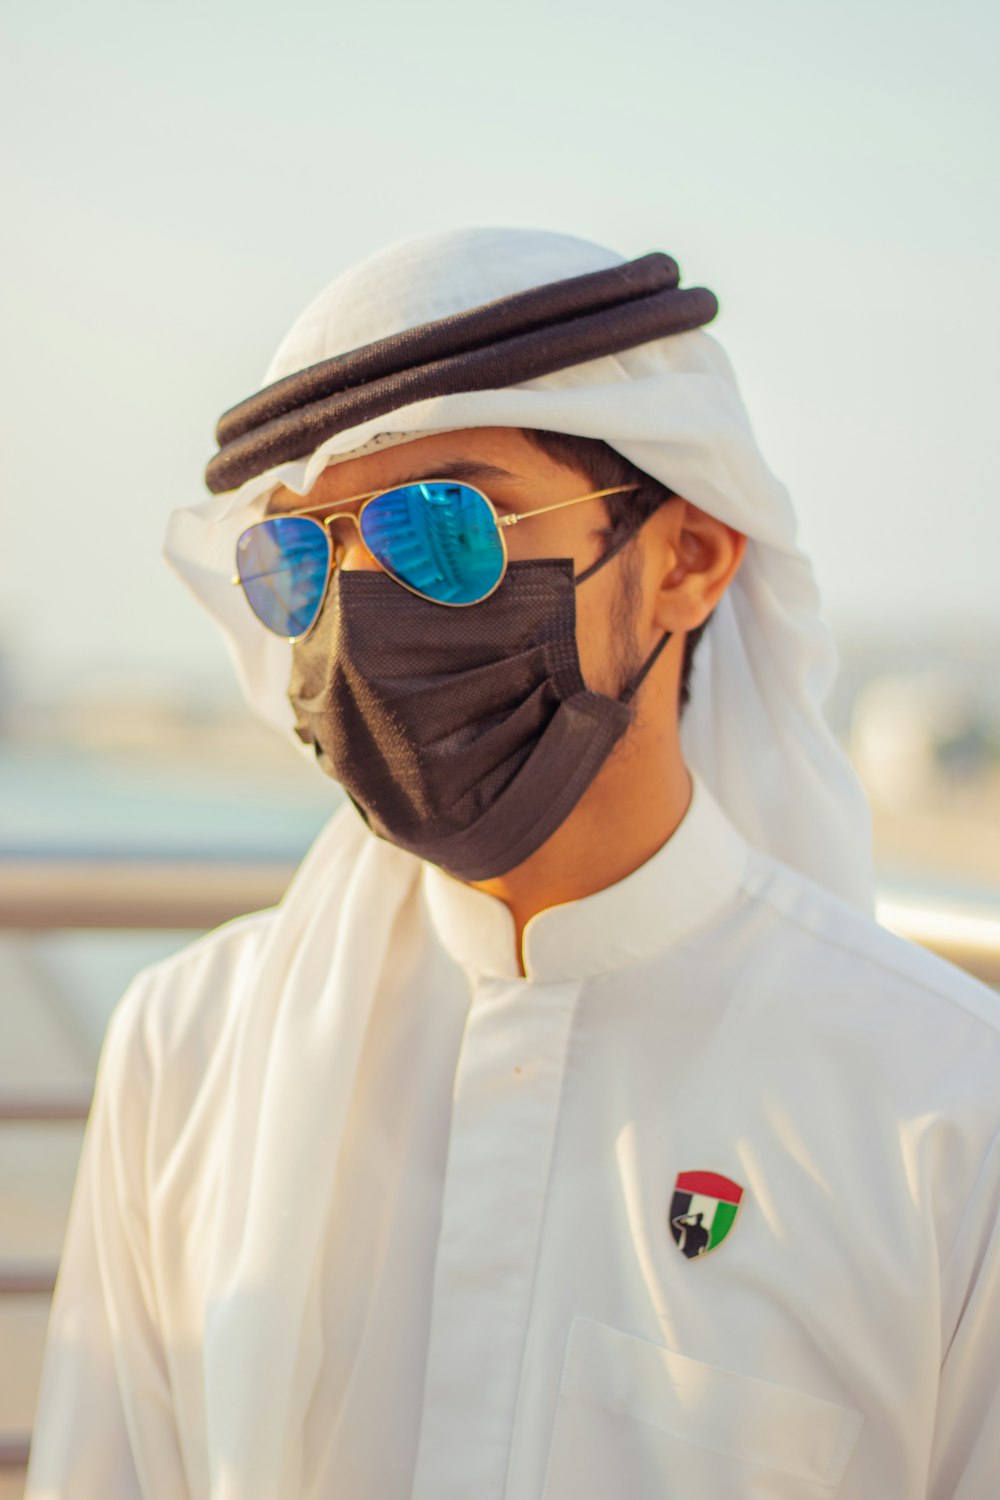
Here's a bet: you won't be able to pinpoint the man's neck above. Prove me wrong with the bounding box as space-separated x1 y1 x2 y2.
468 740 693 976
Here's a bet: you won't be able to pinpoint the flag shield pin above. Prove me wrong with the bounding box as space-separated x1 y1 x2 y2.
669 1170 744 1259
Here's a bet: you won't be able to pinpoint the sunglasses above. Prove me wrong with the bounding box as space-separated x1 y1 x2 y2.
232 478 638 640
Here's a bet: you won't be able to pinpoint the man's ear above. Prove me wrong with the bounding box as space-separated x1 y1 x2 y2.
647 499 747 632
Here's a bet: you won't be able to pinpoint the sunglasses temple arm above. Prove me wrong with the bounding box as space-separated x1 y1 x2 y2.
497 485 638 529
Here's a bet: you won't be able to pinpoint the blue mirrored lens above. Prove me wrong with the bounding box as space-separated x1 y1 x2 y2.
359 482 504 604
236 516 330 637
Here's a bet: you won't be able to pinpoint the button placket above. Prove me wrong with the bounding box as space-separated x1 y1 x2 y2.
411 974 582 1500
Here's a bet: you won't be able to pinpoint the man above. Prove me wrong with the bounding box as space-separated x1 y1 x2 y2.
27 229 1000 1499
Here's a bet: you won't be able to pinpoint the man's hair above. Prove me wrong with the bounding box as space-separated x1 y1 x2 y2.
519 428 711 713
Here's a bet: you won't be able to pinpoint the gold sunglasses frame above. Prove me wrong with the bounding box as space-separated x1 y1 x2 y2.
231 478 639 641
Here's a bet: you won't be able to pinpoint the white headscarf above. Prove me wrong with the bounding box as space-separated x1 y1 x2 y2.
156 227 875 1499
165 225 873 912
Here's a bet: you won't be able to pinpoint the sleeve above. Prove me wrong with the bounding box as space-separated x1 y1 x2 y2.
24 972 190 1500
926 1123 1000 1500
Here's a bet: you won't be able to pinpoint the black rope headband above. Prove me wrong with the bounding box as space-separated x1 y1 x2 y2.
205 251 718 495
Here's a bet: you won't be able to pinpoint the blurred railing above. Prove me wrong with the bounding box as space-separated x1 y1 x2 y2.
875 895 1000 987
3 857 999 975
1 857 999 1479
0 858 297 933
0 858 302 1480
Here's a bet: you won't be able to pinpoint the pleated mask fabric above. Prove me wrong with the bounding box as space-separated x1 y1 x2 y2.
157 226 875 1499
288 562 637 880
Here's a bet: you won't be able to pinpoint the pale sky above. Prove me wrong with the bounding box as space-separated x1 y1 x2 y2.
3 0 998 699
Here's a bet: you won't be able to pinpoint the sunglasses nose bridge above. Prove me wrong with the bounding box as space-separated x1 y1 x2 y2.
324 508 383 573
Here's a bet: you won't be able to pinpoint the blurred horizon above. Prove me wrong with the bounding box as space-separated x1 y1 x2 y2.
4 626 1000 897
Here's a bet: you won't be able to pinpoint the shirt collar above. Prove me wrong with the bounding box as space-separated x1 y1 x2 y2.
421 771 749 983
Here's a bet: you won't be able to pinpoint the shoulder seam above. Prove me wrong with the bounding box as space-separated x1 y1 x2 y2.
738 862 1000 1040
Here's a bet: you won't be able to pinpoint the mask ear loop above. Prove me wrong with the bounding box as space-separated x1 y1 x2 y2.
572 519 673 703
572 484 677 585
618 628 673 702
572 526 638 585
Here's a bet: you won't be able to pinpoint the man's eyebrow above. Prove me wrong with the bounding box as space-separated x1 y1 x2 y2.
267 459 526 514
389 459 526 487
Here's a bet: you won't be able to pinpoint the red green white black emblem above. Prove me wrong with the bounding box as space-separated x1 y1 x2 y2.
669 1170 744 1259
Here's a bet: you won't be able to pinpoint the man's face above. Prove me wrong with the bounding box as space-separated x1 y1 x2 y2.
266 425 653 699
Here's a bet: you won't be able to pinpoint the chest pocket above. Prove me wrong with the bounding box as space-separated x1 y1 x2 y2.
541 1318 863 1500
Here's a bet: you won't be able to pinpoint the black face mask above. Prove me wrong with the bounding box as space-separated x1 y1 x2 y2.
288 551 670 880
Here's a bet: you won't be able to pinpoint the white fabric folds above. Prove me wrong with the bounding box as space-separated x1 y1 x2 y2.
148 227 876 1498
199 807 420 1498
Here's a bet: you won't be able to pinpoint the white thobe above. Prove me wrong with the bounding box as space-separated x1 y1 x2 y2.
26 776 1000 1498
